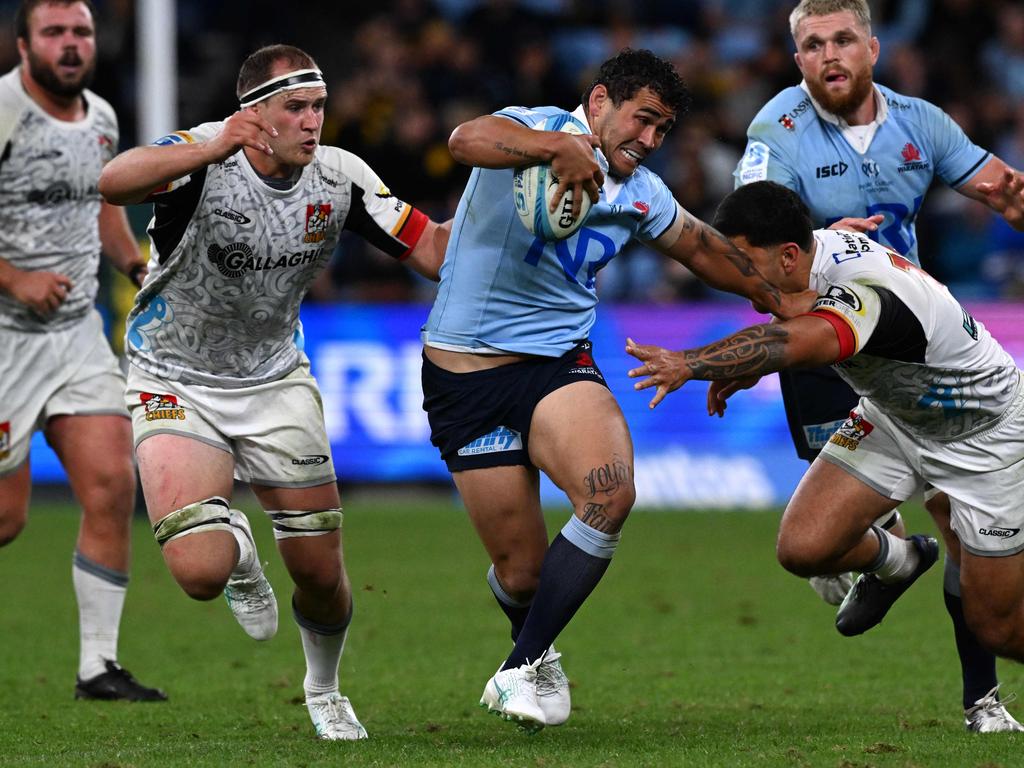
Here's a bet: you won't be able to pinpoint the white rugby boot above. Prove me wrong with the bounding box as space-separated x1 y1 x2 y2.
535 646 571 726
223 510 278 640
305 691 368 740
480 657 546 734
965 686 1024 733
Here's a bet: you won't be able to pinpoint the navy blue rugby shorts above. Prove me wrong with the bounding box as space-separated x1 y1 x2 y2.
422 341 609 472
779 365 860 462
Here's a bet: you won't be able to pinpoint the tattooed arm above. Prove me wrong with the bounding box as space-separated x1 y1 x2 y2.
624 315 841 408
447 115 603 207
650 206 815 319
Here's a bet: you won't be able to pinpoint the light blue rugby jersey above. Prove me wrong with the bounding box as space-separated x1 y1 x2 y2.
734 83 989 265
422 105 678 357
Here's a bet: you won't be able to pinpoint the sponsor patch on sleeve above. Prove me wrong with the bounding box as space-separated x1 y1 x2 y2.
737 141 770 184
152 131 194 146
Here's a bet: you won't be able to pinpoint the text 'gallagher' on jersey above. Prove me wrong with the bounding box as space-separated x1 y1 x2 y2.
0 68 118 332
126 121 426 388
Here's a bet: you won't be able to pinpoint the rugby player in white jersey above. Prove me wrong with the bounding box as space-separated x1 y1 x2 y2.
98 44 448 739
730 0 1024 732
0 0 164 702
628 180 1024 705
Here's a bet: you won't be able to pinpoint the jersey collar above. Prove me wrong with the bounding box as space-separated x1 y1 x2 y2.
799 81 888 154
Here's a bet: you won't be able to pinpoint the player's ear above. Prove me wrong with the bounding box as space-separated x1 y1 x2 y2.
781 243 800 273
869 36 880 65
588 84 608 119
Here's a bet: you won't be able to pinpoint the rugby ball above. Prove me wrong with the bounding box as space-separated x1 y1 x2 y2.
512 114 595 240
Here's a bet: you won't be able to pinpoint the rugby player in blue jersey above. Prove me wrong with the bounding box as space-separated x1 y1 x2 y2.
733 0 1024 732
421 48 811 733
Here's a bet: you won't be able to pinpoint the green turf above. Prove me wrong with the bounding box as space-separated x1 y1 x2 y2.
0 498 1020 767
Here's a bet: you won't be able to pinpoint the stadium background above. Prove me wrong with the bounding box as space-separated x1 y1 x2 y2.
5 0 1024 506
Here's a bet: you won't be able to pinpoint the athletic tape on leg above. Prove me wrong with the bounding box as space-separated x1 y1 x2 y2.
269 508 343 540
152 497 234 547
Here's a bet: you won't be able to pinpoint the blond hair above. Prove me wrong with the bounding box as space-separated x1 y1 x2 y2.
789 0 871 39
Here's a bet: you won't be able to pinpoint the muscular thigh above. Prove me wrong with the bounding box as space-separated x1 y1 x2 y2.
960 550 1024 626
136 434 235 523
528 381 634 525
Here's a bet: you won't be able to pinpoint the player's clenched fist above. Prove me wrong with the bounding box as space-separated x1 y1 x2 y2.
10 270 73 316
204 110 279 163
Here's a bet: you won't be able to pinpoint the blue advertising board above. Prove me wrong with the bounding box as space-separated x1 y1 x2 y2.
28 302 1024 509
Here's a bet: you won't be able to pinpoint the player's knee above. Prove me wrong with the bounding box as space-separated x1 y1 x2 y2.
0 507 28 547
493 561 540 600
776 536 823 577
580 482 636 532
79 457 136 507
969 615 1024 660
175 569 229 602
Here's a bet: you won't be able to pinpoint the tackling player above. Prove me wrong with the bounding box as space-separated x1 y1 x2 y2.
627 180 1024 704
98 44 448 739
733 0 1024 732
0 0 164 702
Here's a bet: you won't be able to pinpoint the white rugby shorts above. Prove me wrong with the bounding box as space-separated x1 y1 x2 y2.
125 361 336 488
819 378 1024 557
0 310 127 476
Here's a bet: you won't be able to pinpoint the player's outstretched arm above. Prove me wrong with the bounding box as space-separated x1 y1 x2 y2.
625 315 840 408
448 115 602 207
99 111 279 205
651 205 814 319
966 158 1024 231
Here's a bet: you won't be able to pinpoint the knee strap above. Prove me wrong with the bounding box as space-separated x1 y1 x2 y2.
153 497 234 547
269 508 343 540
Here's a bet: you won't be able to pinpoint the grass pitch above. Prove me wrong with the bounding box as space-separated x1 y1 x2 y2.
0 495 1020 767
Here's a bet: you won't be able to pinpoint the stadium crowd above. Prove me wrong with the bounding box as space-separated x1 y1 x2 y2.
1 0 1022 302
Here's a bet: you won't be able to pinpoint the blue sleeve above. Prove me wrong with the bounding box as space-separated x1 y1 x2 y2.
918 100 990 189
638 173 679 241
493 105 557 128
734 122 799 191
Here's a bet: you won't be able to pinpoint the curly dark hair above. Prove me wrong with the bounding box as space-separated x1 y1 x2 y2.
712 182 814 251
581 48 690 115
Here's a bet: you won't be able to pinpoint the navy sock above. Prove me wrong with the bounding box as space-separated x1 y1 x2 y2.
502 517 620 670
487 564 531 641
943 556 998 708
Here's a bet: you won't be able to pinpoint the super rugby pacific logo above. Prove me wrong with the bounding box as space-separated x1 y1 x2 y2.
207 243 324 278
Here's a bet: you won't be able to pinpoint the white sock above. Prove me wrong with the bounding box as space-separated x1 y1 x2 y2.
72 552 128 680
869 527 919 583
295 602 351 698
229 517 256 576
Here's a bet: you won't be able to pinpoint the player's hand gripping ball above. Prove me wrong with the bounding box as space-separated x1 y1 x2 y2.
513 114 595 240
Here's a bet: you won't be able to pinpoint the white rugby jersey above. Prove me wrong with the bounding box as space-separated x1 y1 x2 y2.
0 68 118 331
806 228 1020 439
126 122 427 387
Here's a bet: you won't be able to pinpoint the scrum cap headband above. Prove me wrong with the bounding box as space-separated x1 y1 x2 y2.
239 68 326 108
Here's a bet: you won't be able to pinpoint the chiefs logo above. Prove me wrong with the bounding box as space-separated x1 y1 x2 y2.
303 203 332 243
828 411 874 451
140 393 186 422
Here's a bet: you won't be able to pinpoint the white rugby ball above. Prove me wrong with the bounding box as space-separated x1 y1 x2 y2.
512 114 595 241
